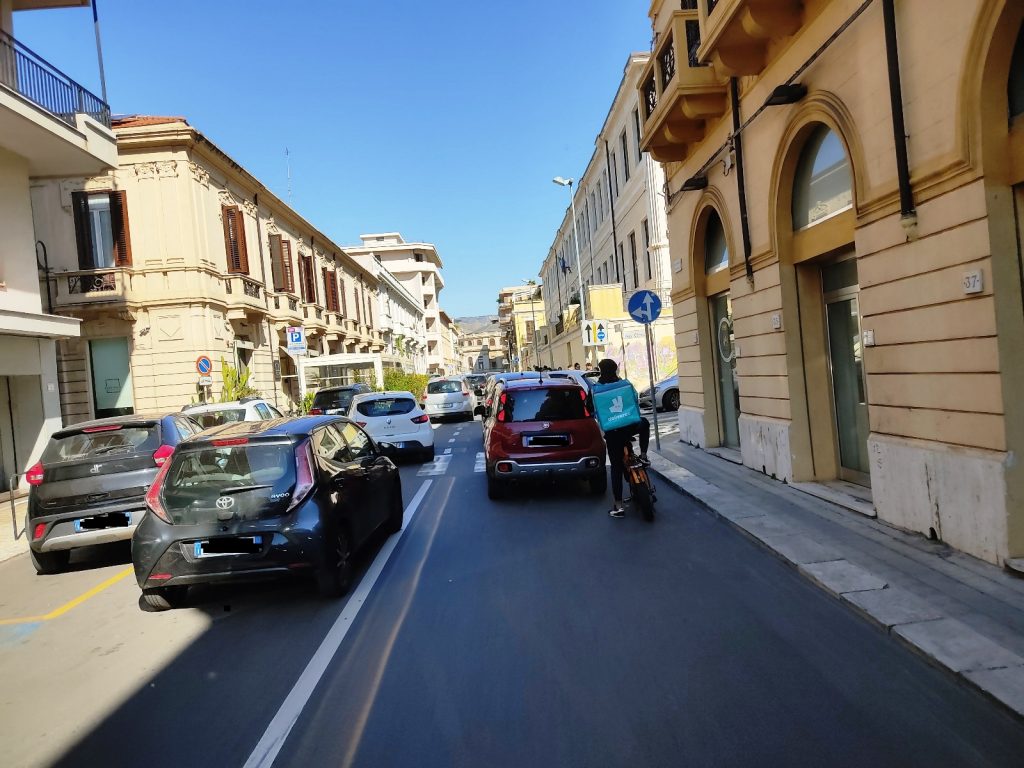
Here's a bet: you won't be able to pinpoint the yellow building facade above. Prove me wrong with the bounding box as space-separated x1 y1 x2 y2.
640 0 1024 566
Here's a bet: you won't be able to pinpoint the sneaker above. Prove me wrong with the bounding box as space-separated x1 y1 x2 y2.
609 505 625 518
638 454 651 467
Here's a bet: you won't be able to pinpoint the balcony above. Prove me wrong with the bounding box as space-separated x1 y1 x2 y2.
224 275 266 320
697 0 804 76
639 10 728 164
270 293 302 327
0 29 116 175
52 268 129 312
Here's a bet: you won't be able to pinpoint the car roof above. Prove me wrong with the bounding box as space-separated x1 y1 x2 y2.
501 377 582 391
50 412 182 438
182 401 253 413
352 390 416 400
314 384 369 393
185 415 344 443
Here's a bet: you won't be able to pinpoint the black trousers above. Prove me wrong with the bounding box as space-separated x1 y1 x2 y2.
605 418 650 502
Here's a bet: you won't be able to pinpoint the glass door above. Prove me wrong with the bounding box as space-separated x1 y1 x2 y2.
822 260 870 484
89 338 135 419
710 293 740 449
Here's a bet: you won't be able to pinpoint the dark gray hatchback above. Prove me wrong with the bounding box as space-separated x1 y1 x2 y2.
25 413 203 574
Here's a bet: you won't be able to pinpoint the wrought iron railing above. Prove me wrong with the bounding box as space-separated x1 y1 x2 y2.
289 298 298 311
242 277 261 299
685 19 703 67
659 35 677 89
0 30 110 128
643 73 658 119
68 271 116 294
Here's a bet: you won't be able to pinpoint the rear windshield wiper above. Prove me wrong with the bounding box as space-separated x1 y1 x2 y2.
91 445 133 456
219 484 274 495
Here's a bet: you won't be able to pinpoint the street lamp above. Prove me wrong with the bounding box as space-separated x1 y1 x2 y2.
552 177 587 342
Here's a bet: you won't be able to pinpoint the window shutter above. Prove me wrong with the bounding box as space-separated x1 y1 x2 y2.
321 267 331 310
281 240 294 293
269 234 284 290
221 205 249 274
340 277 348 316
298 255 309 302
71 191 94 270
109 191 132 267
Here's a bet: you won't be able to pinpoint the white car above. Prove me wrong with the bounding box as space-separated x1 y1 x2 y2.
182 397 284 430
422 377 475 422
348 390 435 462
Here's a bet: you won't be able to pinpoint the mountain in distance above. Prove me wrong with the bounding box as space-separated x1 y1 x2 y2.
454 315 499 335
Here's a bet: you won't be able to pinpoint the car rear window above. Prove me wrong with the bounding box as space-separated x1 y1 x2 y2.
427 380 462 395
503 388 586 422
312 389 358 411
42 425 159 463
356 398 416 417
190 408 246 429
162 442 297 521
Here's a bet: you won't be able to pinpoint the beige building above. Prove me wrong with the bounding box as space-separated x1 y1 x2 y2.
345 234 450 374
31 116 385 420
535 52 675 390
352 253 427 374
640 0 1024 566
439 311 462 375
459 322 506 373
497 285 544 371
0 0 116 491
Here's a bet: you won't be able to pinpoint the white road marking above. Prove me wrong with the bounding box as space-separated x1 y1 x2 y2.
242 480 434 768
443 448 452 455
417 454 452 477
474 452 486 473
448 438 455 443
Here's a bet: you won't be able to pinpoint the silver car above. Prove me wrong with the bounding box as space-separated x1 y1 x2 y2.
640 375 680 411
422 377 476 422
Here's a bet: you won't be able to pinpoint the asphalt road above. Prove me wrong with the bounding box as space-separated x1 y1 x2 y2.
2 419 1024 767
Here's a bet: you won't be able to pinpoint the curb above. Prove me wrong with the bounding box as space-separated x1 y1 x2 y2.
646 452 1024 724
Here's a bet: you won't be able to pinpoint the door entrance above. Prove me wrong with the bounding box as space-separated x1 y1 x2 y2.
89 338 135 419
710 292 740 449
822 259 870 484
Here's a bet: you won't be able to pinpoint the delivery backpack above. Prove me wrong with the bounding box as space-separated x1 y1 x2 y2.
591 379 642 433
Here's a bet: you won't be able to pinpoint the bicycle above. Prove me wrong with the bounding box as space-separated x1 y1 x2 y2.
623 436 656 522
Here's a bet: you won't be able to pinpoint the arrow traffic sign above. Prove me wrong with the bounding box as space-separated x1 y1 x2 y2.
581 319 608 347
628 290 662 325
596 323 606 343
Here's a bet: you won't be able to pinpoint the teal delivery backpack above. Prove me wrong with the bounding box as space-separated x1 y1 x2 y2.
591 379 641 432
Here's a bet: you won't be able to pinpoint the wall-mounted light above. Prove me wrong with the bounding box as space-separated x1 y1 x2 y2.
680 175 708 191
764 83 808 106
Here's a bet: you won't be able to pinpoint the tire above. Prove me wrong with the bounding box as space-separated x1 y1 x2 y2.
384 484 404 534
588 471 607 496
487 472 506 501
30 547 70 575
664 389 680 412
142 586 188 611
317 526 353 598
633 482 655 522
421 444 436 463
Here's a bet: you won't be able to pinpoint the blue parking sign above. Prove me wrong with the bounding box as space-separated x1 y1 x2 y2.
286 326 307 353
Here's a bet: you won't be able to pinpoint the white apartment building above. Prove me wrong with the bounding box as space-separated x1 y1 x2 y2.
0 0 117 492
352 253 427 374
536 53 674 389
345 233 449 374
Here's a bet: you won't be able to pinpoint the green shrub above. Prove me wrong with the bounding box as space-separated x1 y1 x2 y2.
219 358 261 402
382 369 430 396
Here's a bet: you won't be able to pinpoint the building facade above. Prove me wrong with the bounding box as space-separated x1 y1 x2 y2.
352 253 427 374
345 234 449 374
439 311 462 375
0 0 116 491
459 324 506 373
640 0 1024 566
498 285 544 371
535 53 675 389
31 116 383 420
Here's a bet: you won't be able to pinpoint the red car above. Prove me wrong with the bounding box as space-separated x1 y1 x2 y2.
482 378 607 500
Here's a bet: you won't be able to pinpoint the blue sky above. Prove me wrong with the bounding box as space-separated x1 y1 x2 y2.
16 1 651 317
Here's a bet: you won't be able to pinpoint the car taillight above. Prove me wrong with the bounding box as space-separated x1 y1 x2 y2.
288 440 315 513
83 425 122 433
579 388 591 417
33 523 46 540
145 460 173 523
308 407 323 415
26 462 44 486
411 414 429 424
496 393 507 423
152 444 174 467
212 437 249 447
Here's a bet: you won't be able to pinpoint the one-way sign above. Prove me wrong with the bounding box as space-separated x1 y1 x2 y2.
582 319 608 347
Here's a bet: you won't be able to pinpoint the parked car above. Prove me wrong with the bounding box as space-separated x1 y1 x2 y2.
182 397 284 429
639 375 680 412
131 416 403 610
475 372 540 419
482 378 606 500
308 383 373 416
348 391 435 462
25 412 203 574
422 377 475 422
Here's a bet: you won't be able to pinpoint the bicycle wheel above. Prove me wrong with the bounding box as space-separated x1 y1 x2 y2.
632 477 654 522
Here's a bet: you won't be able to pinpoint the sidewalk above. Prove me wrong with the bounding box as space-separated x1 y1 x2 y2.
647 433 1024 720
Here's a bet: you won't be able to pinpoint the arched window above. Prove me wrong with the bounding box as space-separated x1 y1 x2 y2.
792 125 853 230
704 211 729 275
1010 24 1024 121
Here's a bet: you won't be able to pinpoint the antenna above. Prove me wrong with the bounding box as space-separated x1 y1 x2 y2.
286 147 292 203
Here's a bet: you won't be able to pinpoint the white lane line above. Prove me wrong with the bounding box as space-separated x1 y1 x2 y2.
474 452 486 473
243 480 433 768
443 448 452 455
448 438 455 443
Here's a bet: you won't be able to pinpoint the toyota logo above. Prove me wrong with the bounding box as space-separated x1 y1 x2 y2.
216 496 235 510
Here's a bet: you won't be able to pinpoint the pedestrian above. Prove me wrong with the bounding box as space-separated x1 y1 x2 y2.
573 362 581 370
592 358 650 518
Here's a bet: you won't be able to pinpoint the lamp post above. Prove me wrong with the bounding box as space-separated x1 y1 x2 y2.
553 177 587 363
522 280 541 371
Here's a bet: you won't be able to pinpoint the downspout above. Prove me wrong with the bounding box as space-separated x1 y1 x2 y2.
35 241 52 314
729 78 754 284
881 0 917 234
604 140 621 283
252 192 280 409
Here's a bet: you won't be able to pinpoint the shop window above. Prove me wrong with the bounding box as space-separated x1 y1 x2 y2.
792 125 853 230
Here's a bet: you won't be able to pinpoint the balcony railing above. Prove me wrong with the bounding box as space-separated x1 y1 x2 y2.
0 30 111 128
53 268 127 307
67 270 116 295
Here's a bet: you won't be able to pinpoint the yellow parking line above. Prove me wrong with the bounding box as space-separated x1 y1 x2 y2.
0 566 134 626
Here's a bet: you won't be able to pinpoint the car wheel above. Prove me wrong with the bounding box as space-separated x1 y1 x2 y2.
384 484 404 535
588 471 608 496
664 389 680 411
317 526 353 598
486 472 506 501
30 547 70 575
142 586 188 611
421 444 435 463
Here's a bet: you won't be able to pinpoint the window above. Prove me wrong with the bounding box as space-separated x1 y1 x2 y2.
629 232 639 287
597 180 604 220
338 422 374 462
339 276 348 315
792 125 853 230
589 192 597 229
254 403 273 420
616 243 624 283
323 268 340 311
356 397 416 417
620 130 630 182
642 219 652 281
220 204 249 274
72 191 132 269
269 234 295 293
299 252 317 303
414 253 424 263
610 154 620 198
705 211 729 275
501 387 586 422
632 108 643 164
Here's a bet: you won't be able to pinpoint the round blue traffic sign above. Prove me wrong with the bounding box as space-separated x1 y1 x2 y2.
196 355 213 374
628 290 662 325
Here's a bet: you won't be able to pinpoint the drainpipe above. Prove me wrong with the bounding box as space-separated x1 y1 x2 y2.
881 0 917 235
729 78 754 284
35 241 52 314
604 140 622 284
252 192 280 408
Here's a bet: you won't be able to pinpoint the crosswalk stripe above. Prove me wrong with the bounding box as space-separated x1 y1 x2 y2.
417 454 452 477
474 452 486 473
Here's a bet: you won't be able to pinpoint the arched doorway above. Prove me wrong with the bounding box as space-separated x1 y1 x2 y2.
703 210 740 449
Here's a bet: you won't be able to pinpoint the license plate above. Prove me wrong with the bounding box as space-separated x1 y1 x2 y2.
194 535 263 558
74 512 131 532
441 403 453 409
326 408 343 415
392 442 405 449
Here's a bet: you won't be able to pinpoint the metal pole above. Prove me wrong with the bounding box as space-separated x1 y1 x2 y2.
645 323 661 451
567 182 589 366
91 1 108 104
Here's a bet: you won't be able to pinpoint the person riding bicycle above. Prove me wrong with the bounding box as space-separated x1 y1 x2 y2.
593 358 650 518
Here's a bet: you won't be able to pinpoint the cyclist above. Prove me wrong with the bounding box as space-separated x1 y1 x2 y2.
595 358 650 518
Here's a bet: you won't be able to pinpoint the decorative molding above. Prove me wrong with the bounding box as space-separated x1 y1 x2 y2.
242 200 257 218
218 189 238 209
133 161 178 180
187 161 210 187
265 216 280 235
